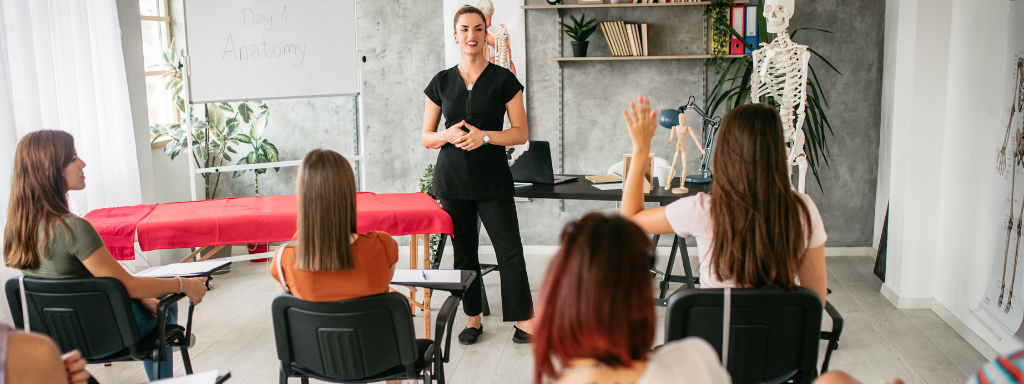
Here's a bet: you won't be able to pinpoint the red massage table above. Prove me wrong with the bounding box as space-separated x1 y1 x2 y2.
84 192 453 334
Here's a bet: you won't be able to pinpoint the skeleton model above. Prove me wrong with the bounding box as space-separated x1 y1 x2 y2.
750 0 811 193
996 58 1024 311
665 112 706 193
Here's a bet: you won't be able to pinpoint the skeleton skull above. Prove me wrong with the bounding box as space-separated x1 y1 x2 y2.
763 0 795 34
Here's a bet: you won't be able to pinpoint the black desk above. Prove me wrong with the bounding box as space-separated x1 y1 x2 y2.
516 175 707 306
435 176 706 310
395 270 476 294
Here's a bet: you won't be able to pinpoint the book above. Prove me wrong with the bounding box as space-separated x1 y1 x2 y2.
638 22 647 56
618 21 632 56
599 22 617 56
586 174 623 184
730 5 745 55
640 23 649 56
610 21 626 56
632 24 643 56
626 24 639 56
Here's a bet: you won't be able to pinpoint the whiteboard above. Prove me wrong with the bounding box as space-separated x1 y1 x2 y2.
183 0 358 103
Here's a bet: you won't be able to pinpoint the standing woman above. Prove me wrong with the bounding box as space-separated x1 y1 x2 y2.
421 5 534 345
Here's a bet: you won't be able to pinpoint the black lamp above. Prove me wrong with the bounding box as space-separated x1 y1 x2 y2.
658 96 719 183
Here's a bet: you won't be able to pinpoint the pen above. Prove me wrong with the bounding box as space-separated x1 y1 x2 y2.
421 270 427 281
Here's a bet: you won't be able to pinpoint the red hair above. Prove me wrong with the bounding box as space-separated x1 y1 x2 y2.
532 213 656 383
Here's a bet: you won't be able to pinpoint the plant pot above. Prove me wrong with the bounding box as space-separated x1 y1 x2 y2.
546 0 560 4
571 41 589 57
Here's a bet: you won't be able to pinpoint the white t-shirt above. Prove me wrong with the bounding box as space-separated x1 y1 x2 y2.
637 337 731 384
663 192 827 289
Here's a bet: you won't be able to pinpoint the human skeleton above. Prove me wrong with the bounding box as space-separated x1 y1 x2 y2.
996 58 1024 311
749 0 811 193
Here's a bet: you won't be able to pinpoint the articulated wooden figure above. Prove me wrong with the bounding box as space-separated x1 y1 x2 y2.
665 111 705 194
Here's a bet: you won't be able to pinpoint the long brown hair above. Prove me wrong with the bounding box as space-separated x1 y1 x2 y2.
533 213 655 384
4 130 77 269
295 149 358 271
709 104 811 289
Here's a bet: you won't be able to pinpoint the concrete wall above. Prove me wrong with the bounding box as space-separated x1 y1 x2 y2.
158 0 885 247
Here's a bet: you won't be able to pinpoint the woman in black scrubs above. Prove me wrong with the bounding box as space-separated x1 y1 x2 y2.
421 5 533 345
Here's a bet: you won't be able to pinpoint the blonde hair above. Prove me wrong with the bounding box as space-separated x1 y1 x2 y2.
294 149 358 271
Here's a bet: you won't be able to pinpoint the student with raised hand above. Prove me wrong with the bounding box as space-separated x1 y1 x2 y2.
269 149 398 302
619 98 829 306
532 213 731 384
3 130 208 381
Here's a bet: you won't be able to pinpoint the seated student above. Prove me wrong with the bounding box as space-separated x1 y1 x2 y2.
532 213 731 384
270 149 398 301
1 324 92 384
619 98 828 306
3 130 208 381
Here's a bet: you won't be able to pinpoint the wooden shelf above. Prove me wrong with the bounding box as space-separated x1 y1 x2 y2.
550 54 747 61
522 1 746 9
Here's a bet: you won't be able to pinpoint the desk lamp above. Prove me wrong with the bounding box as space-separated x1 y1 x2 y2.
658 96 719 184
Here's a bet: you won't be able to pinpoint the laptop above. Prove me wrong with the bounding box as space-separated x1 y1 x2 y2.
509 141 578 184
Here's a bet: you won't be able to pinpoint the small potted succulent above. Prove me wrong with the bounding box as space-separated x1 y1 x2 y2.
559 14 598 57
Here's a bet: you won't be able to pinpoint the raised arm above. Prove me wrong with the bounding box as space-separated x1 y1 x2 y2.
81 246 207 303
620 96 673 234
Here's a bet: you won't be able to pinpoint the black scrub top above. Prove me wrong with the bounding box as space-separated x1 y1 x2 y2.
424 63 524 200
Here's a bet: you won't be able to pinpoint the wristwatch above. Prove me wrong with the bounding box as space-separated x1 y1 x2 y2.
483 131 490 144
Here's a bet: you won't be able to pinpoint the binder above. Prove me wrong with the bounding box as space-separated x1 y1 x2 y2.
730 5 745 55
745 4 758 54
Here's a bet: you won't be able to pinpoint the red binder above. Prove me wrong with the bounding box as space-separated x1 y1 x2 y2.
730 5 746 55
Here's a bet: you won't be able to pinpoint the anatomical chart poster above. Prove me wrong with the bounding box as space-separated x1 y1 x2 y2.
976 0 1024 339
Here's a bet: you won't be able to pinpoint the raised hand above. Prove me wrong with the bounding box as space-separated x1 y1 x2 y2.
622 96 658 151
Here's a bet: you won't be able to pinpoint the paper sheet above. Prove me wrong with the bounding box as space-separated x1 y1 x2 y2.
392 269 462 284
593 183 623 190
135 261 231 278
151 370 219 383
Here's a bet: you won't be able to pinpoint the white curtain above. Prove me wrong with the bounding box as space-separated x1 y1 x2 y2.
0 0 142 321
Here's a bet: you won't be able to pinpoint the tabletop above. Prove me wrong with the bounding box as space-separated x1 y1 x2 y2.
513 175 711 205
394 270 477 295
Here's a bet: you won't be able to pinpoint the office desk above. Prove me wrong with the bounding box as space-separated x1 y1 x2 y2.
436 175 709 309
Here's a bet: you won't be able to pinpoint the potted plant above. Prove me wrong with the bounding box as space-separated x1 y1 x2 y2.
559 14 597 57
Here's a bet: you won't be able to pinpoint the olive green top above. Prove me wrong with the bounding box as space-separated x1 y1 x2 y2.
22 216 105 279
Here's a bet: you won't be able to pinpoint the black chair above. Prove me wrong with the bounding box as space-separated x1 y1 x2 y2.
4 277 195 379
665 288 844 384
272 291 462 384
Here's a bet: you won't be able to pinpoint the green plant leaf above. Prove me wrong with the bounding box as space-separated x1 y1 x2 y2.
263 140 279 162
232 154 251 178
808 48 842 75
219 103 235 113
789 27 832 39
207 104 225 129
238 103 254 124
231 134 253 144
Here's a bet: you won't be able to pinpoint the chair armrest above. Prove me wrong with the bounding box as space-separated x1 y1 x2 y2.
423 343 436 381
433 295 461 364
820 301 844 373
155 293 188 360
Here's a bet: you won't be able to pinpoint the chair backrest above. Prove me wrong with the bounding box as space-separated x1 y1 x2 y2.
665 288 823 384
4 277 141 357
271 291 420 381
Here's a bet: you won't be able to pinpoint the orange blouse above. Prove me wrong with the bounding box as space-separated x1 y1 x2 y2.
270 231 399 302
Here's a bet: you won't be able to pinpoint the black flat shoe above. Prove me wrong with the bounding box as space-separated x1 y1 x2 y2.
458 325 483 345
512 325 532 344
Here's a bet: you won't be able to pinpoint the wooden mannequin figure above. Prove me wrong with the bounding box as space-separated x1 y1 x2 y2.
665 111 705 193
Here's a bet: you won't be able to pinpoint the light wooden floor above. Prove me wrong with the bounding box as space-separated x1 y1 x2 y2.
87 254 987 384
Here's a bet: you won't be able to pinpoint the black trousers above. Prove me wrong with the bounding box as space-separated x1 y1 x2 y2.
439 196 534 322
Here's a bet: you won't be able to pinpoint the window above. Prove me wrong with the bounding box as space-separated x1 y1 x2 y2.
140 0 176 127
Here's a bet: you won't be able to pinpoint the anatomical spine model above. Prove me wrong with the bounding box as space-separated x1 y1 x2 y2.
665 111 705 194
996 58 1024 312
750 0 812 193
